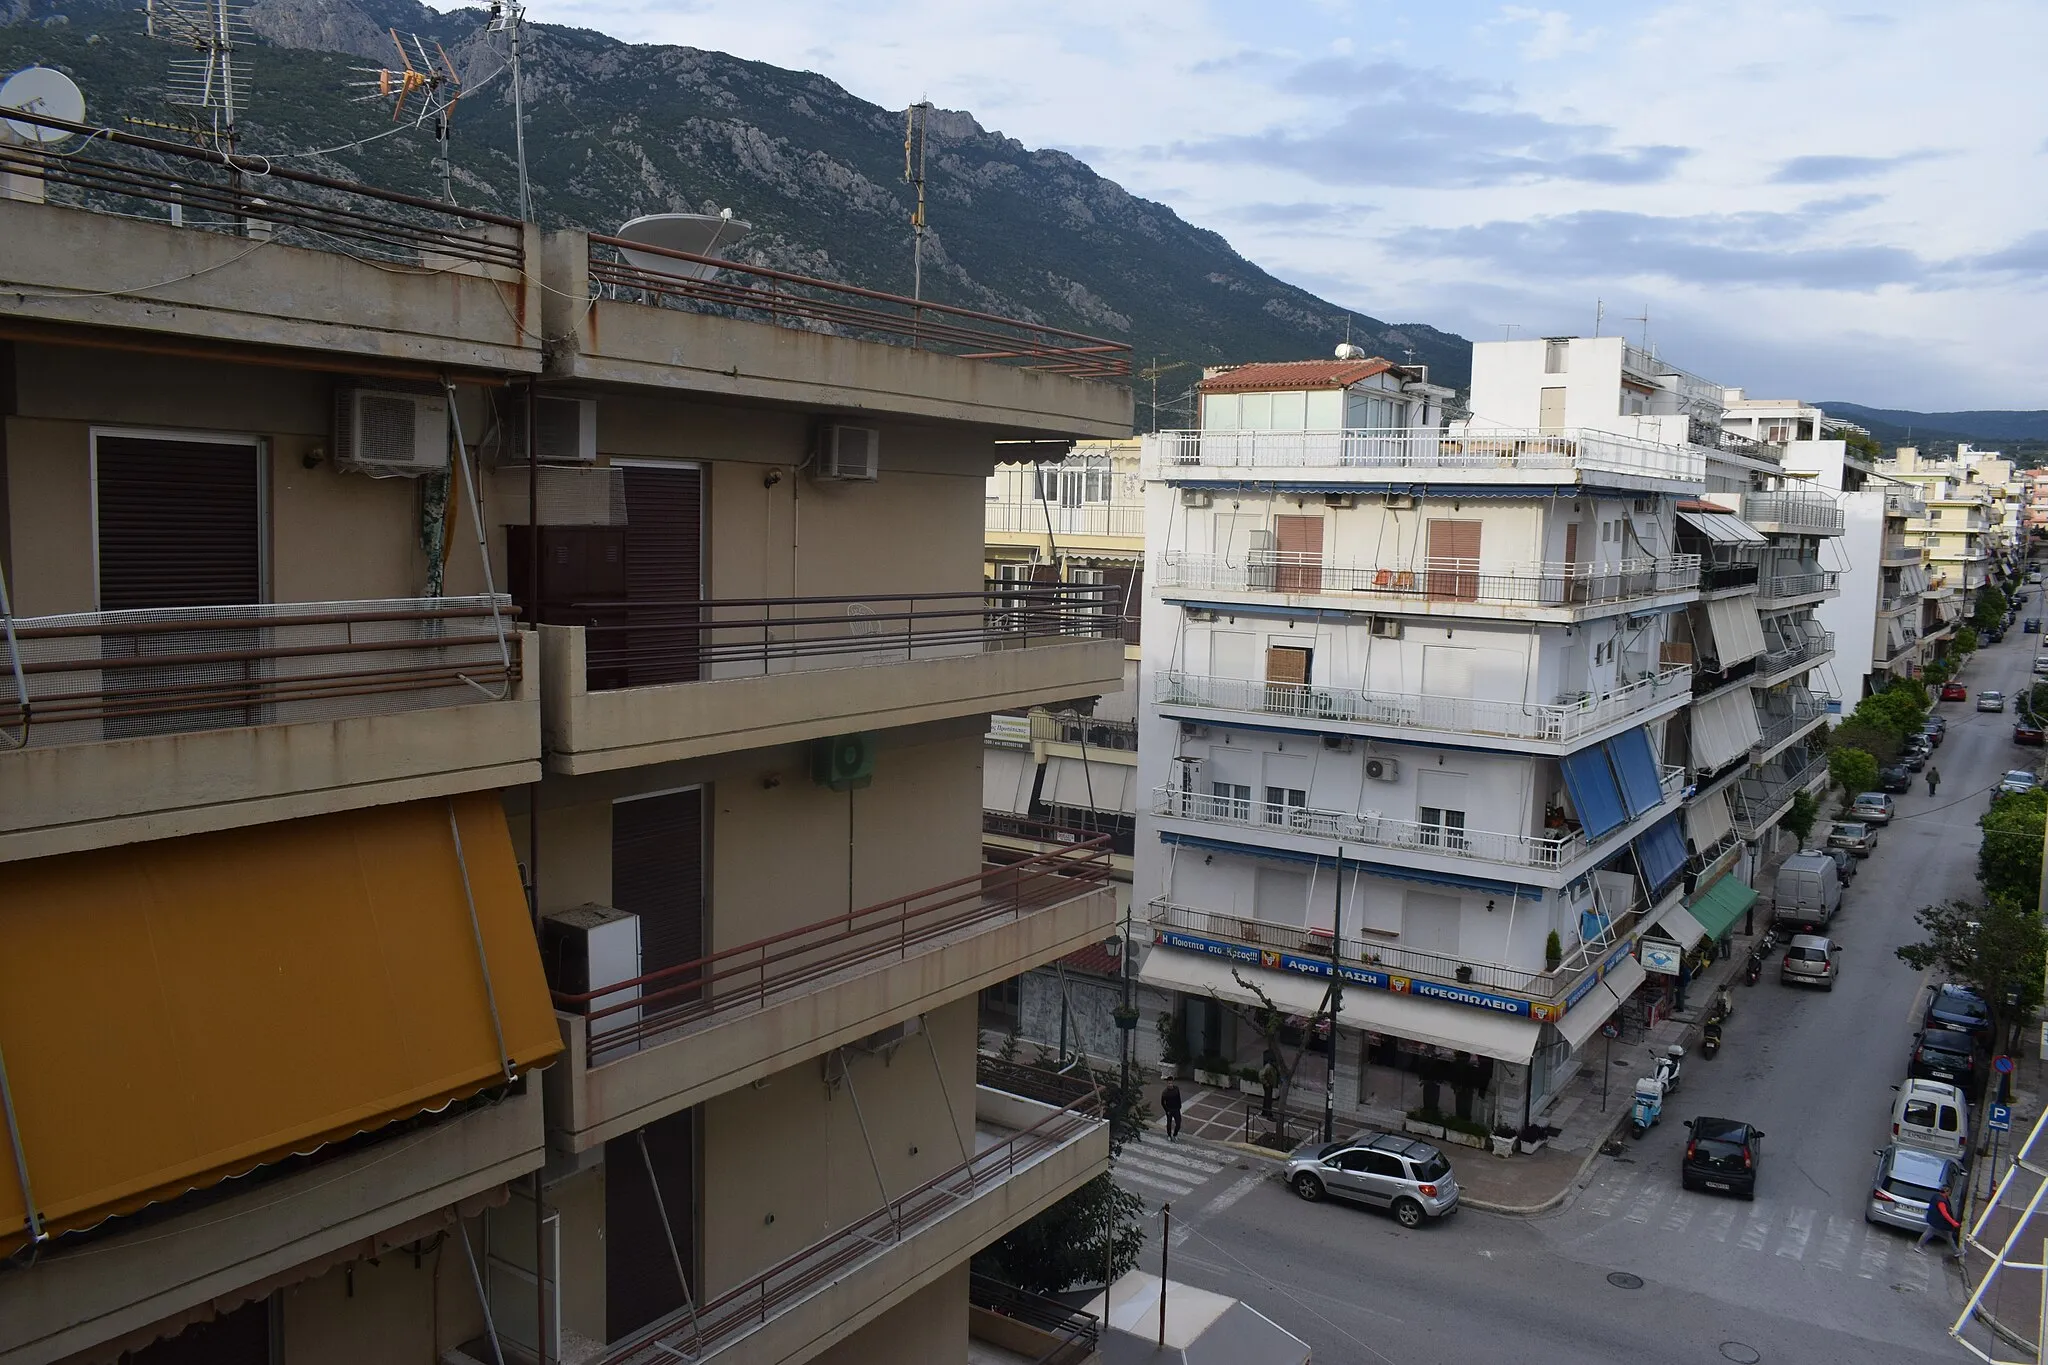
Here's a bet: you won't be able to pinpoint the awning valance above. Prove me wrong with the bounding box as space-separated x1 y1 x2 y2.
1690 875 1760 941
1678 509 1768 545
1555 981 1623 1050
0 794 561 1253
1689 687 1763 772
1684 789 1735 852
1704 597 1768 668
983 747 1039 815
1044 756 1135 814
1645 903 1711 948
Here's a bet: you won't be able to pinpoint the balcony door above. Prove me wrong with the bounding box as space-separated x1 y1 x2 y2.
92 431 265 739
1426 519 1481 602
613 787 706 1019
605 1107 699 1343
1273 514 1323 593
620 463 704 686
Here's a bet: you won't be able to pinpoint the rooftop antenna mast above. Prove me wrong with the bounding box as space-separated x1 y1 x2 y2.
352 29 464 203
904 100 930 303
1138 357 1190 434
488 0 531 222
1594 297 1604 337
144 0 252 154
1625 303 1651 354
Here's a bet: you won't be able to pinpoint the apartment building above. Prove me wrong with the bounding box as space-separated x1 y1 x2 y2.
1130 343 1716 1132
0 118 1127 1365
1879 447 2011 645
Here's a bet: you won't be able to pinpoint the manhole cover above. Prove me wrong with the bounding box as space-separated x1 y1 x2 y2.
1607 1272 1644 1289
1720 1344 1761 1364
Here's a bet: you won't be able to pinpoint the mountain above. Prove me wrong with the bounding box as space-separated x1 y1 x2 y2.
0 0 1473 405
1818 402 2048 446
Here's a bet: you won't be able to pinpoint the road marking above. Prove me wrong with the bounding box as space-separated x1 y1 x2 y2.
1624 1183 1669 1225
1130 1137 1231 1176
1118 1167 1200 1198
1818 1214 1854 1271
1858 1226 1892 1280
1205 1172 1266 1217
1586 1167 1638 1218
1705 1204 1738 1244
1896 1242 1932 1291
1775 1206 1814 1260
1661 1196 1696 1234
1739 1211 1771 1251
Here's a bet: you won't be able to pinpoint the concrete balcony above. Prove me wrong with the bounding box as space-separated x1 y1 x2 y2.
1153 663 1693 755
1753 629 1834 688
986 498 1145 540
1157 552 1700 624
544 230 1130 438
1732 751 1829 839
598 1088 1106 1365
1756 567 1841 607
1882 537 1924 566
1150 769 1684 889
0 598 539 863
1742 491 1844 538
1146 425 1705 493
0 1085 543 1365
0 119 538 374
536 589 1123 774
544 843 1117 1152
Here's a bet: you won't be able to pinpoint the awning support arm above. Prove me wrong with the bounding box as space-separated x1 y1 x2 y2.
635 1130 704 1354
838 1049 898 1238
442 376 513 701
918 1013 972 1166
456 1216 508 1365
0 558 28 750
0 1042 43 1247
448 799 516 1082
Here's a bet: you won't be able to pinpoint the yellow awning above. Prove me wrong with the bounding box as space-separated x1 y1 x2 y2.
0 793 561 1252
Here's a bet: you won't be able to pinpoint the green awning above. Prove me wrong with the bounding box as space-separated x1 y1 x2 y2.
1689 876 1759 940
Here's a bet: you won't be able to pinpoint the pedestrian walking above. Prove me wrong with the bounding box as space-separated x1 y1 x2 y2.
1161 1082 1183 1140
1917 1189 1963 1259
1927 766 1941 797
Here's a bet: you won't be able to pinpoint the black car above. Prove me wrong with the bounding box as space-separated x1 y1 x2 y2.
1910 1027 1984 1092
1682 1116 1764 1199
1900 743 1930 772
1989 628 2007 644
1925 983 1993 1042
1878 764 1914 793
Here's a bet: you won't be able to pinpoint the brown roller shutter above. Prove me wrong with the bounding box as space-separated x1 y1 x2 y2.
1096 563 1143 645
622 465 703 686
96 437 261 610
1273 515 1323 593
604 1108 697 1342
1427 519 1481 602
612 788 705 1006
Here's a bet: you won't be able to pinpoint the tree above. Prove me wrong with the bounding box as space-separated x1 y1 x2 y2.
1979 788 2047 909
973 1072 1147 1295
1829 717 1904 765
1956 625 1981 655
1829 746 1878 807
1221 968 1325 1124
1897 895 2047 1055
1783 790 1820 847
1976 586 2009 632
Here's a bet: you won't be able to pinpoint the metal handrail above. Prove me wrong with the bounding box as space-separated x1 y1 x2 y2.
985 500 1146 537
1153 786 1580 869
1757 569 1841 601
1157 551 1701 607
1155 663 1691 744
1742 491 1845 536
1732 752 1829 835
0 110 523 270
968 1273 1101 1365
600 1091 1104 1365
558 838 1114 1062
588 235 1130 380
1037 710 1139 750
1147 426 1708 482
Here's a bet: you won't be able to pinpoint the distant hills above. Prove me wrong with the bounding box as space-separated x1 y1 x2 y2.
0 0 1475 407
1819 402 2048 460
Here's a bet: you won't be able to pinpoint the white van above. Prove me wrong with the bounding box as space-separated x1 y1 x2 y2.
1773 853 1842 934
1892 1078 1970 1161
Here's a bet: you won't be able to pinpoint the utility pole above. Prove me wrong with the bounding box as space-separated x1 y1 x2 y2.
1322 849 1345 1143
903 101 930 303
492 1 531 223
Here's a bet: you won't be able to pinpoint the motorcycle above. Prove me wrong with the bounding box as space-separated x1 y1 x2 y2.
1630 1075 1666 1137
1744 949 1764 986
1701 1019 1723 1057
1654 1044 1685 1094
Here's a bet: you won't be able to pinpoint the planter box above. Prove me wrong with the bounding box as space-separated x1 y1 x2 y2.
1518 1137 1548 1155
1403 1119 1447 1140
1490 1136 1516 1158
1442 1129 1488 1150
1195 1070 1234 1089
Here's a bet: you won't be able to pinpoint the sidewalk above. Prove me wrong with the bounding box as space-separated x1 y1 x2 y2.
1956 1044 2045 1350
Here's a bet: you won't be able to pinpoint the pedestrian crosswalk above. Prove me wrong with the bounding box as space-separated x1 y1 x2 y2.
1113 1133 1231 1205
1575 1162 1941 1292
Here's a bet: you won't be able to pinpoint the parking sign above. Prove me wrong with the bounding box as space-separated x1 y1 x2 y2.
1991 1104 2013 1133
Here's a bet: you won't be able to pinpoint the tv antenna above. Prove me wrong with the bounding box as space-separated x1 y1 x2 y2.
487 0 531 222
904 100 931 302
353 29 463 202
1139 357 1190 434
1499 323 1521 340
1594 297 1604 337
144 0 252 153
1624 303 1651 353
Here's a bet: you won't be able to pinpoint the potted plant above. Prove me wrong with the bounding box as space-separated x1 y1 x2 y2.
1194 1053 1235 1089
1491 1125 1518 1158
1518 1124 1550 1154
1112 1004 1141 1031
1157 1011 1193 1080
1237 1064 1264 1093
1403 1106 1447 1140
1544 931 1563 972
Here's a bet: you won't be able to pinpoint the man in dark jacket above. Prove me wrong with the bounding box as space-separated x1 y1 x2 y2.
1160 1082 1183 1139
1917 1189 1963 1258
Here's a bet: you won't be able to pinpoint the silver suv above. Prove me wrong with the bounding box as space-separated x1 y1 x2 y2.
1286 1131 1460 1227
1781 934 1839 990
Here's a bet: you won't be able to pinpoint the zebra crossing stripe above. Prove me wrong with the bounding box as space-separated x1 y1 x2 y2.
1119 1167 1200 1198
1775 1206 1815 1260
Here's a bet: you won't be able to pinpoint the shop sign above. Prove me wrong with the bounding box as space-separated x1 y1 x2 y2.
1639 941 1683 976
1155 930 1562 1021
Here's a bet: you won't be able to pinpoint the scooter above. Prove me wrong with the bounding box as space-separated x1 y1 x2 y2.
1701 1019 1723 1057
1654 1044 1685 1094
1630 1075 1666 1137
1744 948 1764 986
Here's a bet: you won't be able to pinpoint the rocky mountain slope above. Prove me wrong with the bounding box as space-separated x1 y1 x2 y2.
0 0 1474 403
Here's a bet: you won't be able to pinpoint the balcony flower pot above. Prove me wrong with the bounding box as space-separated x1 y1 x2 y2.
1490 1134 1516 1159
1518 1135 1549 1154
1112 1006 1141 1031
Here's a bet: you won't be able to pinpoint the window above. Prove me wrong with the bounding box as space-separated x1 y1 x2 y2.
1264 786 1307 824
1334 1149 1373 1172
1544 339 1568 374
1211 782 1252 820
1418 806 1468 851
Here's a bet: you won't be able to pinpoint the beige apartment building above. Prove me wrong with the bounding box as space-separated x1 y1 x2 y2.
0 121 1127 1365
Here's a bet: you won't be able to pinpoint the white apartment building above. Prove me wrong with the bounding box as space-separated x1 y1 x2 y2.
1131 347 1712 1132
1880 446 2018 638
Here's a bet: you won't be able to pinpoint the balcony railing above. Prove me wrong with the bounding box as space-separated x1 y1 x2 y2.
1742 491 1845 537
985 499 1145 537
0 597 517 749
1156 786 1585 869
1757 628 1834 678
969 1274 1101 1365
588 236 1130 380
1754 695 1826 751
0 109 524 272
1037 710 1139 751
1886 491 1928 518
540 585 1113 692
1148 426 1706 483
1757 568 1840 602
1700 561 1761 591
599 1092 1104 1365
555 838 1114 1065
1147 894 1647 1003
1157 552 1700 609
1882 537 1923 564
1154 662 1692 746
1731 751 1829 838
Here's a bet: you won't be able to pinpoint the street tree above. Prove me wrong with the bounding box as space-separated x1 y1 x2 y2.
1783 790 1820 847
1976 586 2009 632
1897 895 2048 1055
1829 746 1878 809
1979 788 2047 910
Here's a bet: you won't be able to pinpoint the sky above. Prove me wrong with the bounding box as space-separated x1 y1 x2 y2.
494 0 2048 410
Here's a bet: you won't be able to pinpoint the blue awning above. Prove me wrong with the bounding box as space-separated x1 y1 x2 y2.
1560 748 1628 839
1157 830 1545 900
1606 727 1666 819
1634 815 1689 897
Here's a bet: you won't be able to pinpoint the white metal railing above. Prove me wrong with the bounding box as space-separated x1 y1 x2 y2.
1731 751 1828 837
985 499 1145 538
1757 567 1840 601
1145 427 1707 484
1882 537 1922 563
1757 628 1834 677
1154 663 1692 744
1742 491 1845 537
1755 696 1826 750
1156 551 1701 608
1154 785 1580 869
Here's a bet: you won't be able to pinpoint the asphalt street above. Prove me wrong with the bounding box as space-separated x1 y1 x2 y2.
1114 620 2045 1364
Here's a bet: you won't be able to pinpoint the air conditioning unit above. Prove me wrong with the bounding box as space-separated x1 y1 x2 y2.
336 386 449 476
1180 488 1213 508
1321 734 1354 753
539 905 641 1050
1383 493 1417 510
1371 617 1403 639
1186 608 1219 623
492 394 598 465
1178 721 1209 740
1324 493 1358 509
1365 756 1401 782
811 732 877 791
817 425 880 480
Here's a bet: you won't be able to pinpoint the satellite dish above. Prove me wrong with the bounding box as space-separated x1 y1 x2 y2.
1334 342 1368 361
0 66 85 145
615 211 753 282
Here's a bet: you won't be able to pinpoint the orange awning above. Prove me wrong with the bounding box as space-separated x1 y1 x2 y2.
0 792 562 1252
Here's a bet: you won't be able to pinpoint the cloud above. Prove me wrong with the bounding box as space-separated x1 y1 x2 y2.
1971 232 2048 275
1386 205 1939 291
1160 58 1691 189
1217 201 1370 226
1770 149 1947 184
1487 6 1602 61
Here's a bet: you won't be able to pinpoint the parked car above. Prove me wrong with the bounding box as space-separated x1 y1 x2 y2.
1826 821 1879 858
1867 1144 1962 1233
1681 1116 1764 1199
1772 851 1845 932
1923 716 1947 745
1997 770 2041 798
1988 627 2007 644
2027 618 2043 633
2017 719 2046 746
1909 1027 1984 1091
1850 792 1897 824
1286 1131 1460 1226
1941 681 1969 701
1925 983 1994 1042
1804 846 1857 882
1780 934 1839 990
1899 742 1929 772
1891 1079 1970 1161
1877 764 1913 793
1979 690 2007 712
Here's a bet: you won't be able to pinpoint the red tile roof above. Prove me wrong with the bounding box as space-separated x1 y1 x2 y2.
1198 357 1411 394
1058 943 1122 978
